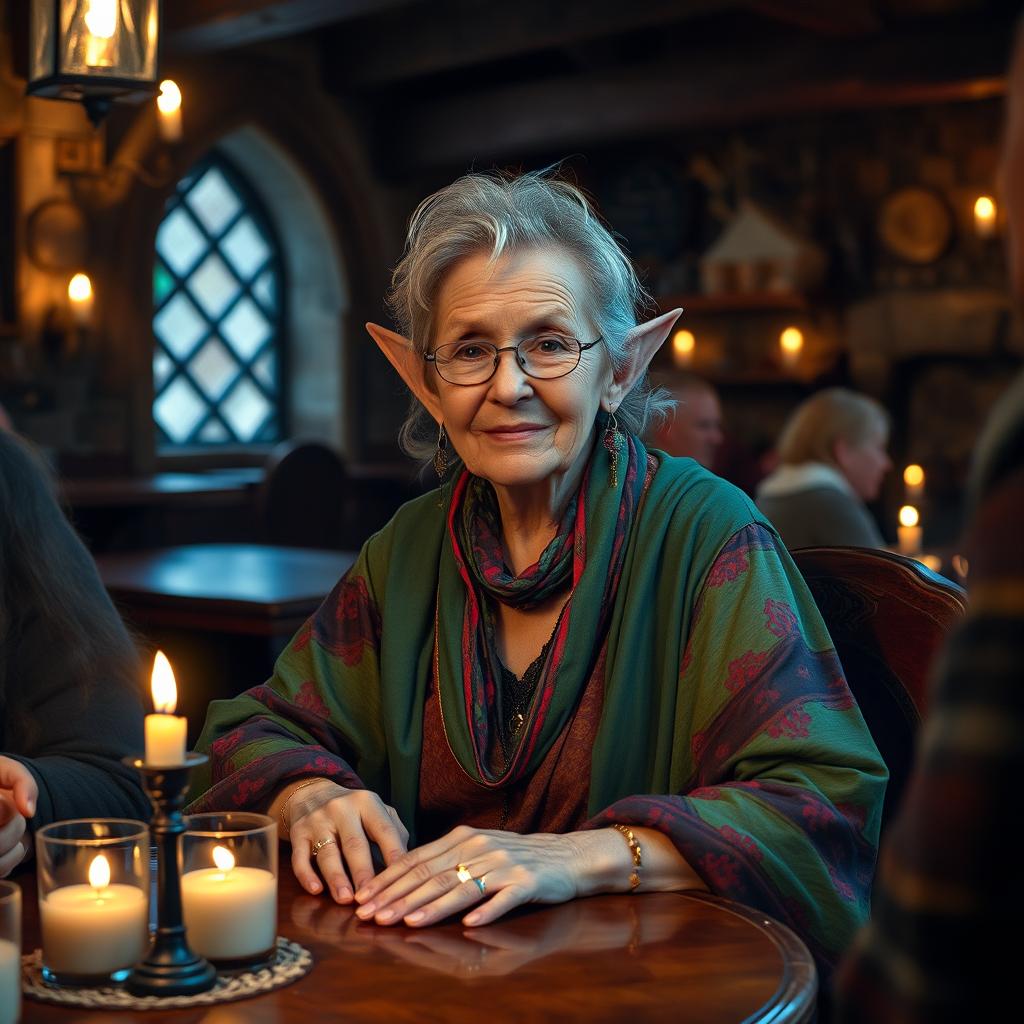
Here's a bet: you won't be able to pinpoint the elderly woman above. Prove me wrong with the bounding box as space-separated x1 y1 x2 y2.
191 171 885 976
756 388 892 549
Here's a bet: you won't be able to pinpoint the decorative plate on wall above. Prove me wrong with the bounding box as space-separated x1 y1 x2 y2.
26 198 91 272
877 187 953 265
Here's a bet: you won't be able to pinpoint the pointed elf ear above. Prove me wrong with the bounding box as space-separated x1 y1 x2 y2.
603 308 683 412
366 322 444 424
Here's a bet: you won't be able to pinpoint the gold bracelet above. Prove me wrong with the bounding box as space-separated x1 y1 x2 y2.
279 778 328 837
612 823 642 891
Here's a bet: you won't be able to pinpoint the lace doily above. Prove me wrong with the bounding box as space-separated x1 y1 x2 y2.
22 936 312 1010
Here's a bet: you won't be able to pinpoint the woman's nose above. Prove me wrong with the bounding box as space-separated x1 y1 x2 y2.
487 348 533 400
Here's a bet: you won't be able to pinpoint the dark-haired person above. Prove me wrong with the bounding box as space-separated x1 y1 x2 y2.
0 430 149 876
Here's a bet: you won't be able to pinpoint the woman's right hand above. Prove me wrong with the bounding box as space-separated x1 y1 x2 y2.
280 779 409 904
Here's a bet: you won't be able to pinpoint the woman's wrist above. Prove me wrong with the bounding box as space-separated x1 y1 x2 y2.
271 776 341 839
565 828 638 897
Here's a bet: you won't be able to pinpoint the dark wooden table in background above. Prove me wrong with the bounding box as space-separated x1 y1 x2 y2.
95 544 356 739
16 868 817 1023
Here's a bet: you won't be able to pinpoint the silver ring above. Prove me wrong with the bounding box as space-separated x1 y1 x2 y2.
311 836 337 858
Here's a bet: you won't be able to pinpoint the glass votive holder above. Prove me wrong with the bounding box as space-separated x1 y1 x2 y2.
182 812 278 971
36 819 149 987
0 881 21 1024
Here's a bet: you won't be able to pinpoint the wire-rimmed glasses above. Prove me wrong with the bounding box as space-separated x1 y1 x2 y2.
424 333 603 386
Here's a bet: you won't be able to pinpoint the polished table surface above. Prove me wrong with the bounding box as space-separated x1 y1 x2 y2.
95 544 357 636
17 867 817 1023
62 470 265 508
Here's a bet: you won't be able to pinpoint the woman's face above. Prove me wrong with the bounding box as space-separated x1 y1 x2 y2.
429 247 612 491
835 428 892 502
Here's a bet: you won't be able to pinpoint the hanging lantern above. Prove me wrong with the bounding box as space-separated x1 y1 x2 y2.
27 1 162 127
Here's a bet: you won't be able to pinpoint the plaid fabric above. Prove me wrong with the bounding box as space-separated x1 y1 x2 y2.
835 464 1024 1021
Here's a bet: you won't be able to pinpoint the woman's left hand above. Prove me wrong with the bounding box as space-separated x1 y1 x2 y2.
353 825 585 928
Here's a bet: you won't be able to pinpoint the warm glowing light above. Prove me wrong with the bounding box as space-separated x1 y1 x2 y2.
779 327 804 354
151 651 178 714
974 195 997 238
673 330 695 356
212 845 235 873
157 80 182 115
84 0 118 40
68 273 93 304
899 504 920 528
903 464 925 488
88 854 111 891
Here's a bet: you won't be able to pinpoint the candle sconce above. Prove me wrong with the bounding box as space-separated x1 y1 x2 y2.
124 754 218 997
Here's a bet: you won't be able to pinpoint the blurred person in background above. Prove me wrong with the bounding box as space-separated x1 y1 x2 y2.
756 387 891 549
648 373 724 468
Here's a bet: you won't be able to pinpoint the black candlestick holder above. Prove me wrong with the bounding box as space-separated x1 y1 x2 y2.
123 753 218 996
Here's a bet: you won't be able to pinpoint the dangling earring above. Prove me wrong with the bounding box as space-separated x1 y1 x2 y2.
433 422 450 478
603 409 621 488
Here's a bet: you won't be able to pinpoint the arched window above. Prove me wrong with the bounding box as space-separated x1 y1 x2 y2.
152 152 285 446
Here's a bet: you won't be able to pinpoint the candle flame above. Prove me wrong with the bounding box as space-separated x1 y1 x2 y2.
212 845 235 872
88 854 111 891
84 0 117 39
974 195 996 221
68 273 93 305
899 504 920 528
157 80 182 115
903 464 925 488
151 651 177 714
779 327 804 354
672 330 695 356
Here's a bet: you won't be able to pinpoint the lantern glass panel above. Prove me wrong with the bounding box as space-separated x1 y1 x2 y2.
30 1 56 81
57 1 159 81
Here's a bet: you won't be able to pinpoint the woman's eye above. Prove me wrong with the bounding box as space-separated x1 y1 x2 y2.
452 344 488 361
531 335 571 353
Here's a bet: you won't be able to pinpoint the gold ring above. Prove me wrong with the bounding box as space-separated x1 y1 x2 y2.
455 863 473 884
311 836 337 857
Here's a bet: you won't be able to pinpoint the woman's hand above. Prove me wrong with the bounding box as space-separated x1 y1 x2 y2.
282 781 409 905
0 756 37 877
353 825 590 929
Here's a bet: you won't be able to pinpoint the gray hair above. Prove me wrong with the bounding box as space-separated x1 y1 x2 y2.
386 168 673 463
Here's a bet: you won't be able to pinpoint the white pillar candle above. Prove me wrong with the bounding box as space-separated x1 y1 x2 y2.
182 847 276 960
903 464 925 504
157 80 183 143
898 505 923 556
145 651 187 765
0 939 19 1024
40 857 148 978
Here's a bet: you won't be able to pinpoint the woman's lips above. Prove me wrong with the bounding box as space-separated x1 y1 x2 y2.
482 424 548 442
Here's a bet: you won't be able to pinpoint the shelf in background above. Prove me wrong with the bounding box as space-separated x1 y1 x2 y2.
658 292 809 313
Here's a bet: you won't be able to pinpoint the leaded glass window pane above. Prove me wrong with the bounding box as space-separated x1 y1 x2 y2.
152 152 284 447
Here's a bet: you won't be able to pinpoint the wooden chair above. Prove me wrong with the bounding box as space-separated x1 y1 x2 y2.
257 440 349 549
791 546 967 829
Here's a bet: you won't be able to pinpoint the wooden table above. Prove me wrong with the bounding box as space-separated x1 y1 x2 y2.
15 868 817 1023
62 470 265 509
95 545 356 739
95 544 357 637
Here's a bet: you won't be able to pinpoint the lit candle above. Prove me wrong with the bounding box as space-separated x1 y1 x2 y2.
68 272 94 328
0 940 18 1024
145 651 187 765
974 195 997 239
779 326 803 369
40 854 148 979
898 504 923 556
181 845 277 961
83 0 118 68
157 80 183 143
903 463 925 503
672 329 695 367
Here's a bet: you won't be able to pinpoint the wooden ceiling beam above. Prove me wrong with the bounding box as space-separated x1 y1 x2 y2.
744 0 883 35
337 0 742 87
164 0 414 54
389 21 1007 169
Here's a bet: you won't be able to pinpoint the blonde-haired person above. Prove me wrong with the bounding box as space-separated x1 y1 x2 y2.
756 388 892 549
